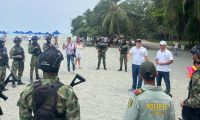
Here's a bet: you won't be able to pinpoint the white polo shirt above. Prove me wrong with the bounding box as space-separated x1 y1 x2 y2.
129 46 148 65
155 49 173 72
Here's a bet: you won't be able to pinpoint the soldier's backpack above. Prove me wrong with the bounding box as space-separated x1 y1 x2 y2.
32 80 63 120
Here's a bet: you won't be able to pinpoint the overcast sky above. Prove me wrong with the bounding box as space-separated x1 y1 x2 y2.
0 0 99 34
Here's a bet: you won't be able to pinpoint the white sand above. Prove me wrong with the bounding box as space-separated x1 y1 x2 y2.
0 36 192 120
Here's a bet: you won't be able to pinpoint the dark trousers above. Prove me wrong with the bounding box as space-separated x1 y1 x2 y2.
156 71 170 93
67 54 75 72
182 106 200 120
132 64 142 90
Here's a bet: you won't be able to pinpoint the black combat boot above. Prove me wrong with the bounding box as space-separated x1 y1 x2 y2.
104 66 107 70
96 66 100 70
30 75 33 83
36 75 41 80
125 66 127 72
18 80 25 85
118 67 122 71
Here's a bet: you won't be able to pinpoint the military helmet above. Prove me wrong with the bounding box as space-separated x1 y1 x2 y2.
45 34 52 41
37 47 64 73
191 45 200 57
0 38 5 42
31 36 39 41
14 36 22 43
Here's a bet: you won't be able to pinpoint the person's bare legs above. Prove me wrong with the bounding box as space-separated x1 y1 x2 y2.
77 58 81 69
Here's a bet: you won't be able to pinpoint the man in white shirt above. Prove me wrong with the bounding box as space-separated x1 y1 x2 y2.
155 40 173 94
129 39 148 90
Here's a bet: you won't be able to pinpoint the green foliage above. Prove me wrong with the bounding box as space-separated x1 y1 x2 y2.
70 0 200 46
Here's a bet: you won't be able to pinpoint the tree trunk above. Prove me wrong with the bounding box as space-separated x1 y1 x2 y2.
161 26 167 40
117 20 120 35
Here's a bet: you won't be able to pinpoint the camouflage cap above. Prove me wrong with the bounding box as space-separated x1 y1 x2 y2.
0 36 5 42
140 61 156 80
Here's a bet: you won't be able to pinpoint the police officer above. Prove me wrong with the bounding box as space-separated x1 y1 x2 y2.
28 36 42 83
10 36 25 85
43 34 53 51
95 37 108 70
18 47 80 120
118 39 129 72
0 37 8 91
123 61 175 120
181 45 200 120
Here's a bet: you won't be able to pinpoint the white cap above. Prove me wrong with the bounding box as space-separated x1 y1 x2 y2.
159 40 167 45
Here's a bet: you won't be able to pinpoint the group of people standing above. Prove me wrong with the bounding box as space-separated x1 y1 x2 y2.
62 36 85 73
1 34 200 120
123 39 200 120
0 35 62 88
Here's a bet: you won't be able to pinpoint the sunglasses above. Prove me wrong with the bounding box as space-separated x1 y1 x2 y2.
136 41 141 43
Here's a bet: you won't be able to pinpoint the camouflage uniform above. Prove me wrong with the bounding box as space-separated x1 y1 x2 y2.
185 67 200 108
42 42 51 51
43 34 53 51
181 45 200 119
28 38 42 83
18 74 80 120
118 40 129 72
0 40 8 87
95 38 108 70
10 42 25 84
182 67 200 119
18 47 80 120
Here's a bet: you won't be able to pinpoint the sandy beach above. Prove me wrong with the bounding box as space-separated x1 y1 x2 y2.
0 36 192 120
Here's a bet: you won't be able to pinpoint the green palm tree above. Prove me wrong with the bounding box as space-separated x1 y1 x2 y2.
102 0 132 35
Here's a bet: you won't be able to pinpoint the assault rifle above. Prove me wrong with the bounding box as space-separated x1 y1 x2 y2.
0 66 18 101
0 67 18 115
70 74 86 87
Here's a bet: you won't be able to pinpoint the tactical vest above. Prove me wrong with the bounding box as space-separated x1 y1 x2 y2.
99 42 107 50
32 80 64 120
12 46 24 60
0 47 8 66
31 43 42 56
120 44 128 54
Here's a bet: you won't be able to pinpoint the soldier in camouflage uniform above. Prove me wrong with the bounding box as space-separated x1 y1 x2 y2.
0 37 8 91
124 61 175 120
42 34 53 51
18 47 80 120
95 37 108 70
28 36 42 83
118 39 129 72
181 45 200 120
10 36 25 85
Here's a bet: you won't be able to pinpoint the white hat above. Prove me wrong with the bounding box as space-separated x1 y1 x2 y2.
160 40 167 45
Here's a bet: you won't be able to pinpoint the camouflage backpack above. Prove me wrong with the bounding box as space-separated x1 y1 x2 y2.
32 80 63 120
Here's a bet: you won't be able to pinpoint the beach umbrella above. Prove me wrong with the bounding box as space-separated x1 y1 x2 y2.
45 32 50 35
13 31 20 34
19 31 25 34
25 31 33 34
2 31 7 35
52 30 61 35
38 32 42 35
